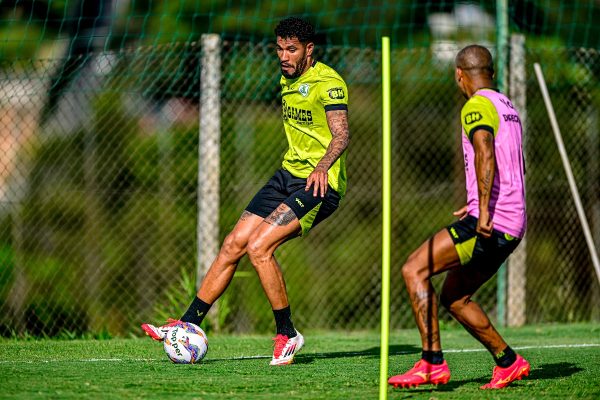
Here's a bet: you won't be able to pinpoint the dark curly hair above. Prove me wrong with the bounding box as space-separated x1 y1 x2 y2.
274 17 315 44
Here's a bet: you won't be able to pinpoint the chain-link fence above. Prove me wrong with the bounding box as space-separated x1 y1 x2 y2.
524 46 600 323
1 35 598 337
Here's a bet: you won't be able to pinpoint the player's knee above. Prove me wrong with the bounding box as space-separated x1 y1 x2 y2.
400 262 412 282
439 292 454 312
440 292 468 314
221 232 247 261
246 236 271 266
401 256 421 283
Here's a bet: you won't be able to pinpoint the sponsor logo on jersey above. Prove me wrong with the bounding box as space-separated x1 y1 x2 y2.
464 111 482 125
499 97 515 109
295 198 304 208
327 87 345 99
299 83 310 97
282 100 313 125
503 114 521 123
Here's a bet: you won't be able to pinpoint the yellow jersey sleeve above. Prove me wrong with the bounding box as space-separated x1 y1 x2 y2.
461 94 499 142
318 77 348 111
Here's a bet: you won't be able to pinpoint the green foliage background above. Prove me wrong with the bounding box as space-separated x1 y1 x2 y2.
0 1 599 336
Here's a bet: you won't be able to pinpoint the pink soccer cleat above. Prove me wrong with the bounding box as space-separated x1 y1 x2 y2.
388 359 451 388
480 354 530 389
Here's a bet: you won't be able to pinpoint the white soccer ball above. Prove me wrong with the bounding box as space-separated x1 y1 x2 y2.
163 322 208 364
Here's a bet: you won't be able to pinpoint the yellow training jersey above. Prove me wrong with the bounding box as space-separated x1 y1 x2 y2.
280 61 348 197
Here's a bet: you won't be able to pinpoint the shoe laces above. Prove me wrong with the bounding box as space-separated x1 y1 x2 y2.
412 359 431 372
272 334 289 358
158 319 184 332
414 360 426 369
490 365 503 381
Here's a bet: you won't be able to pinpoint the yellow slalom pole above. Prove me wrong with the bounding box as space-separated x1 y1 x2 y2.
379 35 391 400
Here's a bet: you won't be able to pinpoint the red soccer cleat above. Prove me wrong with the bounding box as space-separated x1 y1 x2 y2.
141 318 183 342
388 359 451 388
480 354 530 389
270 331 304 366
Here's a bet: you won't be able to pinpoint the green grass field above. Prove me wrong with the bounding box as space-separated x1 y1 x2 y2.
1 323 599 399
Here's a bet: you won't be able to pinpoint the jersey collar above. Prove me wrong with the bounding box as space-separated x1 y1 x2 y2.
476 87 500 93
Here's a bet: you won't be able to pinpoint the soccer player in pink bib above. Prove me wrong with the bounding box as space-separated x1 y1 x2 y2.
388 44 530 390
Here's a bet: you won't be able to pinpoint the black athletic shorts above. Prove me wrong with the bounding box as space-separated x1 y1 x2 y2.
446 215 521 271
245 169 341 236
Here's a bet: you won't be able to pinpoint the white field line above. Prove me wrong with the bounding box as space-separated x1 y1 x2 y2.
0 343 598 364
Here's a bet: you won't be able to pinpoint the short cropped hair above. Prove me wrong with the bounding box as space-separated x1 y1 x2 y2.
455 44 494 76
274 17 315 44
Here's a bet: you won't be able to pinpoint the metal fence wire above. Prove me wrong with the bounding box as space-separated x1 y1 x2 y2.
0 38 598 336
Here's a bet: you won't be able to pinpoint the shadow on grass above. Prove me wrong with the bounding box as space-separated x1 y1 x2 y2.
387 361 583 393
388 378 487 394
294 344 420 364
532 362 582 380
202 345 420 364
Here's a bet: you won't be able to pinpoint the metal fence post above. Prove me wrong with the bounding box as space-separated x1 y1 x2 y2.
198 34 221 329
588 109 600 320
507 33 527 327
495 0 509 326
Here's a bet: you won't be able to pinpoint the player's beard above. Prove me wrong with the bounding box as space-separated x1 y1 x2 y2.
281 53 308 79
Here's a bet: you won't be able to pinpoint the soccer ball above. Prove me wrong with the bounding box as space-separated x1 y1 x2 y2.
163 322 208 364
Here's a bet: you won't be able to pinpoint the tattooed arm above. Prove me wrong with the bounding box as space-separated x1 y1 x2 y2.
305 109 350 197
473 129 496 238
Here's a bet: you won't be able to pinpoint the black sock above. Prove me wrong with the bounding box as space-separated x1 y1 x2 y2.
273 306 297 338
494 346 517 368
422 350 444 365
180 296 212 326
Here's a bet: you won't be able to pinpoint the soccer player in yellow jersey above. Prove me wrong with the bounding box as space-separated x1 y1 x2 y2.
142 17 350 366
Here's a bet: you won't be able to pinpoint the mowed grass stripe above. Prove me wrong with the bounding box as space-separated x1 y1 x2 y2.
1 324 598 399
0 342 599 364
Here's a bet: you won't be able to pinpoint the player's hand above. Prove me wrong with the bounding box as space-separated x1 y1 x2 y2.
305 167 328 197
452 205 468 220
476 210 494 238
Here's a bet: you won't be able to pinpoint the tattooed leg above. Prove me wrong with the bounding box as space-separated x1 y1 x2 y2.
401 230 462 351
265 204 297 226
247 204 301 309
239 210 254 221
410 284 441 351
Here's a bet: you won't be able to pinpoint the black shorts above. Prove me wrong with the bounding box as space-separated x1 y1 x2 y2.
446 215 521 271
245 169 341 235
